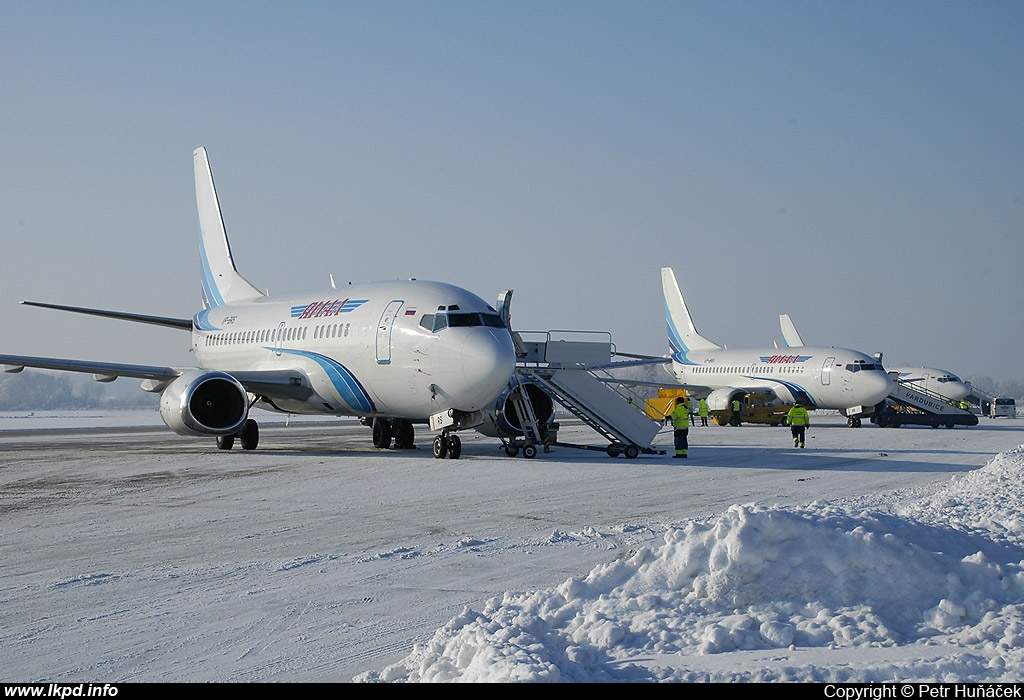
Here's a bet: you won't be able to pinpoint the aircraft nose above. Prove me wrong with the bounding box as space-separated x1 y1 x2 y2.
862 371 894 405
456 328 516 411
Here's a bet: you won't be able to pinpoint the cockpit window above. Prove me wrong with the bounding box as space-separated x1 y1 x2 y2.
449 312 505 328
845 362 882 372
421 311 505 332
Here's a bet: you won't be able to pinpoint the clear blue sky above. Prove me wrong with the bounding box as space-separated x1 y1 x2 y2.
1 1 1021 380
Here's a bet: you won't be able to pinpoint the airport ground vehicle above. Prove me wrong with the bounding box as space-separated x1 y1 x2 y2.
710 392 792 427
990 397 1016 418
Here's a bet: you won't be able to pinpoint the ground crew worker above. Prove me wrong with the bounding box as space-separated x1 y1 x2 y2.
730 397 742 426
698 397 709 426
787 401 810 448
670 397 690 459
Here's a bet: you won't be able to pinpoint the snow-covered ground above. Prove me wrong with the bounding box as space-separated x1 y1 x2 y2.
2 410 1024 682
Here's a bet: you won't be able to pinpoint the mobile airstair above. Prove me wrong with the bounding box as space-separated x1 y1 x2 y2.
872 378 978 428
501 329 665 459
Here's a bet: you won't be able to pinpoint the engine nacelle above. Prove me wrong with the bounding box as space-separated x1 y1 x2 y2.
476 381 555 438
705 387 745 412
705 387 783 411
159 370 249 437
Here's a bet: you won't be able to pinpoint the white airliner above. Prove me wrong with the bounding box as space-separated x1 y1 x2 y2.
0 148 516 459
779 314 970 402
662 268 893 427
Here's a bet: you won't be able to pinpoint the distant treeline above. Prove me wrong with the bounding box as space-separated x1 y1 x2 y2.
964 375 1024 402
1 368 1022 411
0 371 159 410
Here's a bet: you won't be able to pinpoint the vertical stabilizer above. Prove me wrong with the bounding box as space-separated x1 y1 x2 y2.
661 267 720 358
779 314 805 347
194 147 264 308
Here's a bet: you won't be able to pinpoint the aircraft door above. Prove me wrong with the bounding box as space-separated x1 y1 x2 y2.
274 321 286 356
376 300 404 364
821 356 835 386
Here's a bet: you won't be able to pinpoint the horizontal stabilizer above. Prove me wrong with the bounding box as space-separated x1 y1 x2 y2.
21 301 192 331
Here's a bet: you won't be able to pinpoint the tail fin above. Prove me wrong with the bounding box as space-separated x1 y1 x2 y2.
194 147 264 308
779 314 805 347
661 267 720 358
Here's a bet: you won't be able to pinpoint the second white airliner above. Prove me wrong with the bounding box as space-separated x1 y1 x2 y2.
662 267 893 427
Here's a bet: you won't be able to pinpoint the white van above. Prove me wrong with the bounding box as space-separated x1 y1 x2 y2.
990 397 1016 418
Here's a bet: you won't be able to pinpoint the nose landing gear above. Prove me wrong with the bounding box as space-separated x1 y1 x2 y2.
432 432 463 459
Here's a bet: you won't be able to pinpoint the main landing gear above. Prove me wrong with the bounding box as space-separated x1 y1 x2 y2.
433 432 462 459
216 418 260 451
370 418 416 450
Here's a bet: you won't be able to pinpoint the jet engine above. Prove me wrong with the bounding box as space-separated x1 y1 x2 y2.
477 381 555 438
705 387 783 411
159 370 250 436
704 387 745 412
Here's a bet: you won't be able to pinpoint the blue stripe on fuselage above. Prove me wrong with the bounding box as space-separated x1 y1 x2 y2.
275 348 376 413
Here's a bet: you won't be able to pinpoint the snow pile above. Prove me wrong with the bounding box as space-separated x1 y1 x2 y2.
357 450 1024 682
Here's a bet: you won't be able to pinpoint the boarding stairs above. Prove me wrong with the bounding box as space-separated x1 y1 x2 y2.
504 372 546 458
874 378 978 428
511 330 664 458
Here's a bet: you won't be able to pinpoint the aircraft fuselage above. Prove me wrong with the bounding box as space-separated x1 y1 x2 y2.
192 279 516 420
669 347 893 411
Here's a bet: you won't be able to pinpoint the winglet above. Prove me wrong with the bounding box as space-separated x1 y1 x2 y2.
779 313 805 347
661 267 720 358
194 147 264 308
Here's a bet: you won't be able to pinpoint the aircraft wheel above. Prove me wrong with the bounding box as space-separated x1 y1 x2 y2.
447 434 462 459
432 435 448 459
239 419 259 450
216 434 234 450
523 444 537 459
372 419 393 449
393 420 415 449
625 445 640 459
505 445 519 457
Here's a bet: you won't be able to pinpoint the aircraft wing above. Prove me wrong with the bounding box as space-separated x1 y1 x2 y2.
585 358 688 389
0 354 182 382
227 370 316 401
1 355 315 402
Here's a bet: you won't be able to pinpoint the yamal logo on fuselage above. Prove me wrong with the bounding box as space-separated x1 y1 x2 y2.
759 354 812 364
291 298 369 319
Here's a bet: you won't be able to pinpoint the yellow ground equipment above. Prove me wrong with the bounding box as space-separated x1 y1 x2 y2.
645 388 689 421
711 392 793 426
